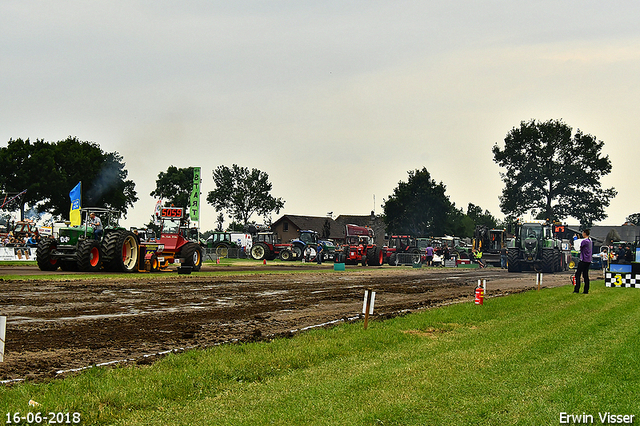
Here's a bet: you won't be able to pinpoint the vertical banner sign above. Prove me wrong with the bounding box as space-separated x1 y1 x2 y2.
0 315 6 363
69 182 82 227
190 167 201 222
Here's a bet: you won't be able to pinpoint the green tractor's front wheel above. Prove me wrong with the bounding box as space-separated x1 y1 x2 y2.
102 230 139 272
36 238 59 271
77 239 102 272
507 248 521 272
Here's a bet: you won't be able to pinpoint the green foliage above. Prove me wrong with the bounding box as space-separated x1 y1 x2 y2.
0 137 137 219
383 167 461 236
3 280 640 425
625 213 640 225
467 202 498 229
493 119 616 228
149 166 194 209
206 164 285 226
215 212 225 231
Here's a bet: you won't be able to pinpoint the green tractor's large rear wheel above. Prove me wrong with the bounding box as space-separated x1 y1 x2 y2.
102 230 139 272
541 249 554 273
36 239 59 271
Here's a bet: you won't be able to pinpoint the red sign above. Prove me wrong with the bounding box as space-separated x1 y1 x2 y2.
161 207 184 219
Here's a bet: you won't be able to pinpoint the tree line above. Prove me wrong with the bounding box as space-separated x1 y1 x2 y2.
0 119 627 235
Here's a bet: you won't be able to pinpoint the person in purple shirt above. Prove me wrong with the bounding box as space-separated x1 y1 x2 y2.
573 229 592 294
425 244 434 267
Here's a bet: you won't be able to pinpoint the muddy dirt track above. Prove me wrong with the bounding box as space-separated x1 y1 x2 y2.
0 264 574 382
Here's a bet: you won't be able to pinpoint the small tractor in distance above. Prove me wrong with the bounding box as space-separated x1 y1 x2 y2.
290 230 336 262
250 231 297 261
36 207 139 273
334 224 384 266
473 226 507 267
383 235 421 266
506 219 569 273
140 206 203 271
207 231 239 258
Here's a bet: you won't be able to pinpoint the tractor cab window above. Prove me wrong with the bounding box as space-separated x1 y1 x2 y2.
522 224 542 239
347 236 359 245
300 232 315 245
162 219 180 234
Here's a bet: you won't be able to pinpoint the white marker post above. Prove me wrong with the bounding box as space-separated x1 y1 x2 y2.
0 316 6 363
536 272 543 291
362 289 376 330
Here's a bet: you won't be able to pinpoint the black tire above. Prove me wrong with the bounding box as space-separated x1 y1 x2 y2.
215 243 229 258
367 247 382 266
554 249 561 272
541 249 554 273
388 252 397 266
102 230 139 273
250 242 270 260
36 239 59 271
181 242 203 271
361 255 367 266
149 254 160 272
507 248 521 272
279 249 292 261
409 248 421 264
77 239 102 272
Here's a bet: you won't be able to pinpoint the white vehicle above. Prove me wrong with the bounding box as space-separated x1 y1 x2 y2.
230 233 252 251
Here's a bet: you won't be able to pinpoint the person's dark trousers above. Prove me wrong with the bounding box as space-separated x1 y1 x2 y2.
574 261 591 293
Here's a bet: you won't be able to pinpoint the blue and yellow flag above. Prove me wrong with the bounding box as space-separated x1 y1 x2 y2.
69 182 81 226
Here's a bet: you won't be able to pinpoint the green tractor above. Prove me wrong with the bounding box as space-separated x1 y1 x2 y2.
36 207 139 273
506 219 569 273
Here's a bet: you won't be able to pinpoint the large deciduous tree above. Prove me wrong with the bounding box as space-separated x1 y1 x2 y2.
150 166 195 209
0 137 137 219
206 164 285 226
383 168 460 236
492 119 616 228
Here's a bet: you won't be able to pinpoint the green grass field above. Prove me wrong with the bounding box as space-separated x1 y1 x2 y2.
2 280 639 425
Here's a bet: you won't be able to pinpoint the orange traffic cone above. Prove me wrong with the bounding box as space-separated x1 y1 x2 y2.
263 259 266 265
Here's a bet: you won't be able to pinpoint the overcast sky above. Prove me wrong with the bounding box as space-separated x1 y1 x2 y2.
2 1 638 230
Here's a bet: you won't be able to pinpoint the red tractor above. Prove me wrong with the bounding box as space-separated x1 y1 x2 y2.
250 231 297 261
334 224 384 266
140 206 203 271
384 235 422 266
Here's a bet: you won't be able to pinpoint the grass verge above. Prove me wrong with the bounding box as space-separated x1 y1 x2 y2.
2 280 639 425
